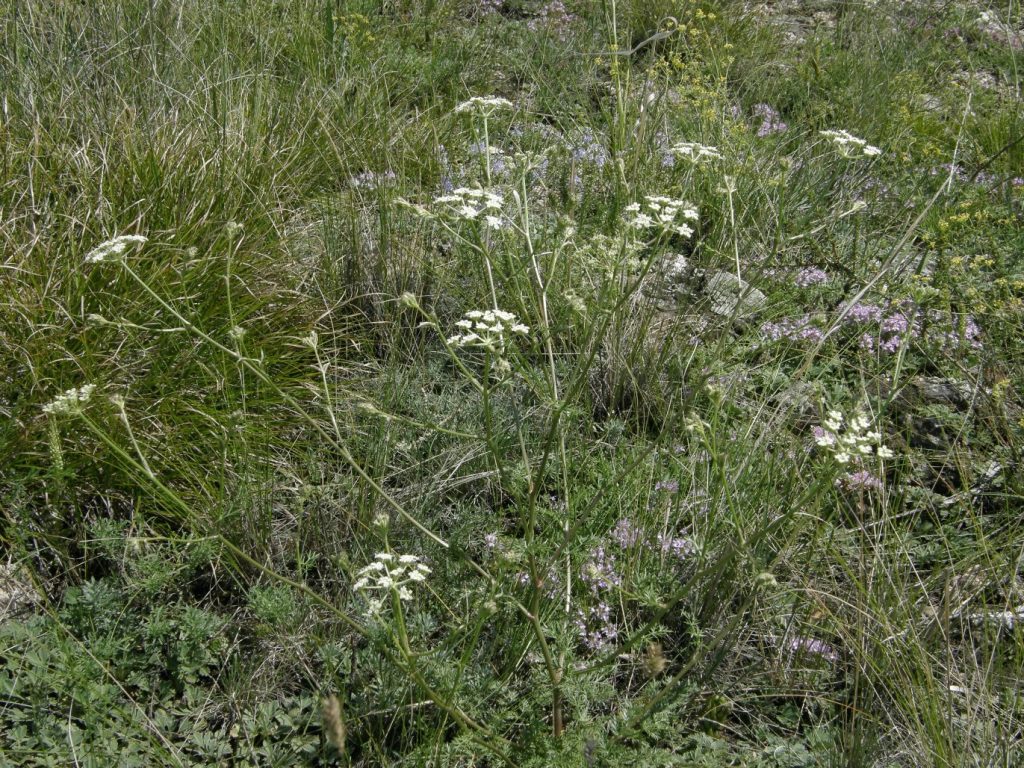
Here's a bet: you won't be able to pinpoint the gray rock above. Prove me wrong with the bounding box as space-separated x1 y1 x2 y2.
705 271 767 319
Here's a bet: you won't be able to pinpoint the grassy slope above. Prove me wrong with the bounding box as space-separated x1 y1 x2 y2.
1 0 1022 765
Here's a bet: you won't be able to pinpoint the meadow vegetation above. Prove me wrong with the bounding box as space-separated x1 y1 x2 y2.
1 0 1022 765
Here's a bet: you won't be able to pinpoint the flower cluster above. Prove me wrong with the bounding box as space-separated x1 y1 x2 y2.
625 196 699 238
353 553 431 616
760 314 825 343
844 302 918 354
84 234 147 263
447 309 529 351
42 384 96 415
657 532 697 559
527 0 577 40
348 169 397 190
611 518 644 548
475 0 503 17
570 130 610 168
794 267 829 287
783 635 839 663
752 103 788 137
580 546 622 594
813 409 894 465
670 141 723 164
433 187 504 225
612 517 697 561
454 95 513 116
820 130 882 158
575 603 618 651
836 469 883 491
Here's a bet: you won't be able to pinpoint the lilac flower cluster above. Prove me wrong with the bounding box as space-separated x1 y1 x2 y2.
784 635 838 662
515 566 563 599
475 0 503 16
527 1 577 40
575 603 619 651
794 267 829 287
611 518 644 548
926 310 983 351
655 131 676 169
753 104 788 137
437 144 457 194
611 517 696 561
657 533 697 558
836 469 883 491
762 300 983 356
760 314 825 343
846 302 883 323
930 163 999 187
575 546 622 650
835 302 918 354
570 130 610 168
580 546 622 594
468 141 508 175
349 169 397 190
654 479 680 493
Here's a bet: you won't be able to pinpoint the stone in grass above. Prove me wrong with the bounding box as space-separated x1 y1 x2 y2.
705 271 767 320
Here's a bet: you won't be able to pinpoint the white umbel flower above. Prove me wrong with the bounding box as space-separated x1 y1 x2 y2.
353 552 431 617
814 407 894 464
84 234 148 263
433 187 504 224
626 196 699 238
447 309 529 352
455 96 513 115
42 384 97 415
820 130 882 158
670 141 723 164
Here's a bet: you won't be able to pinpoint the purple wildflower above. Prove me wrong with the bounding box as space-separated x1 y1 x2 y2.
811 426 836 447
846 303 884 323
761 315 825 343
516 566 562 599
575 603 619 651
786 636 839 662
795 267 829 287
658 533 696 559
611 518 644 549
837 470 883 491
580 546 621 594
528 1 577 40
571 131 610 168
349 169 397 190
477 0 503 15
753 104 788 137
